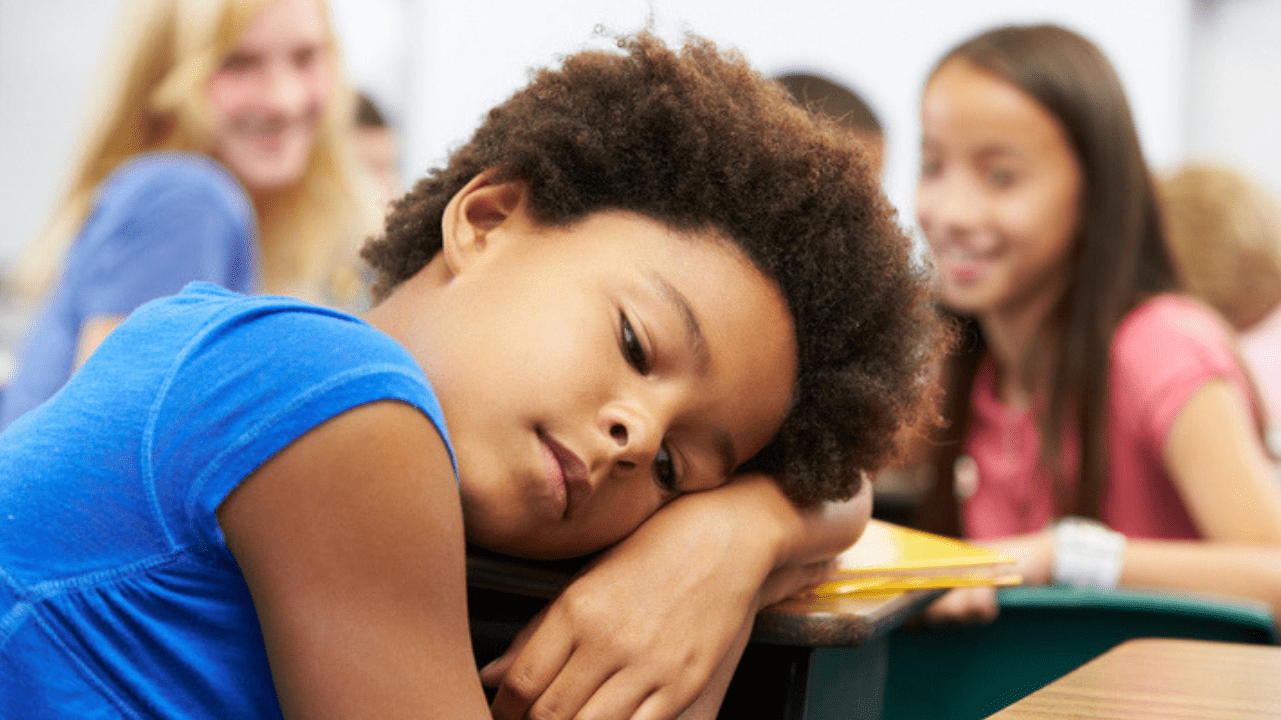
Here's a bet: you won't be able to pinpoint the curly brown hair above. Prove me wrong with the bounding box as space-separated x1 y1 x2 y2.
362 32 949 505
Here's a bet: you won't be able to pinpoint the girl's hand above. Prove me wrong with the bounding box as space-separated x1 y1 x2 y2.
481 474 871 720
922 528 1053 625
922 585 1000 624
983 529 1055 586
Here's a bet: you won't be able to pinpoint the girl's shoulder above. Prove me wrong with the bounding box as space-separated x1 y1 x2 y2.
1114 293 1235 356
96 152 252 221
127 283 424 389
1109 293 1248 425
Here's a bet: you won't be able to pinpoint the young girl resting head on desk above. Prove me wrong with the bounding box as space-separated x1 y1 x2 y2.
0 32 948 720
912 23 1281 623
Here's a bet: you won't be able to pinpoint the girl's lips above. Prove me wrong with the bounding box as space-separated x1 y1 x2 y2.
944 257 987 284
536 438 567 517
538 432 590 520
938 247 997 285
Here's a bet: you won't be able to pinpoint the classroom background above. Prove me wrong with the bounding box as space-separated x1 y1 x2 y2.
1 0 1275 360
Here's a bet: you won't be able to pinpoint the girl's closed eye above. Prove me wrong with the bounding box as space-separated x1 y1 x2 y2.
619 311 651 375
654 444 681 493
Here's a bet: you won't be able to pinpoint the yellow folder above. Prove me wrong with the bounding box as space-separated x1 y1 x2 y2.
812 520 1022 598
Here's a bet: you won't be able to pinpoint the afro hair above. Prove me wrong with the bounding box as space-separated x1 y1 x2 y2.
363 32 949 505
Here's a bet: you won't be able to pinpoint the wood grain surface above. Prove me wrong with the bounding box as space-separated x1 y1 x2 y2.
986 637 1281 719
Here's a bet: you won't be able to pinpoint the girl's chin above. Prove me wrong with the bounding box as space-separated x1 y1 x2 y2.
221 143 313 191
235 162 309 193
939 287 995 316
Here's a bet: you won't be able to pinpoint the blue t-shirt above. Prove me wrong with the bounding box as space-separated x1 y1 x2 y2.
0 152 259 430
0 283 451 719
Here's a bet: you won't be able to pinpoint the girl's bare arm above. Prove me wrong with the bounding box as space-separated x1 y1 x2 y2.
218 400 492 719
1137 378 1281 614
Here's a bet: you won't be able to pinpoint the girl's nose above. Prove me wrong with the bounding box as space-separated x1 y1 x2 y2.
261 63 310 116
599 403 660 469
921 175 985 236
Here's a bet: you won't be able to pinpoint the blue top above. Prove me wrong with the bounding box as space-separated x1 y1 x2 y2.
1 152 259 430
0 283 452 719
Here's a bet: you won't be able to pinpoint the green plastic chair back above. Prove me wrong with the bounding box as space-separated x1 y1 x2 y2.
881 585 1277 720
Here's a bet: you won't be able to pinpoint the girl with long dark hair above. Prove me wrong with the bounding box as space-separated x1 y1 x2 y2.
914 24 1281 622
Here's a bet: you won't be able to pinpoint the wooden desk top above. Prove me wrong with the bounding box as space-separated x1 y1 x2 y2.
986 638 1281 719
466 551 942 649
753 588 941 647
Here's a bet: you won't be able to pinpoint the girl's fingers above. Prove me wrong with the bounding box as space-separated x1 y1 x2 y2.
521 651 634 720
488 618 576 720
573 664 699 720
923 586 999 625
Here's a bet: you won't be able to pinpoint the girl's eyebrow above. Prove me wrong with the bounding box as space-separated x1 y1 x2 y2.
649 272 709 374
973 146 1024 163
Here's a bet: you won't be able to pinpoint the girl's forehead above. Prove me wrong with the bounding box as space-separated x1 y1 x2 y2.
923 61 1070 158
234 0 327 49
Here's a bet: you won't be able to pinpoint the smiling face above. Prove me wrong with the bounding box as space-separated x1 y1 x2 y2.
916 58 1084 323
205 0 331 194
383 180 797 559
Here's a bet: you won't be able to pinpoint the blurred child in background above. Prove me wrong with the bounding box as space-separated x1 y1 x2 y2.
353 91 402 206
1161 163 1281 456
913 23 1281 622
0 0 379 430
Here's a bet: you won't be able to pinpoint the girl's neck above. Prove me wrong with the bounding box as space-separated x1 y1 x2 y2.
978 288 1064 407
250 189 282 218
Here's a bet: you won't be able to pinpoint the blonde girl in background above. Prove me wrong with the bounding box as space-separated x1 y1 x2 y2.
1161 163 1281 454
913 24 1281 622
1 0 378 429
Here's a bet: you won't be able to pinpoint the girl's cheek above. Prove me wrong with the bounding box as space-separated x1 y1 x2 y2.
306 68 331 110
208 74 254 119
914 183 938 232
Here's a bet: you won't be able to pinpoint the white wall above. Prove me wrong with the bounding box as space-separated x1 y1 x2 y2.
0 0 126 268
327 0 408 126
1186 0 1281 193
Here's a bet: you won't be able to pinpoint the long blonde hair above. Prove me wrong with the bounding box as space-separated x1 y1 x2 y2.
17 0 379 305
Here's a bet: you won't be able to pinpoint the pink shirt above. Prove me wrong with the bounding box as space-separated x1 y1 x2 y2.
963 295 1255 541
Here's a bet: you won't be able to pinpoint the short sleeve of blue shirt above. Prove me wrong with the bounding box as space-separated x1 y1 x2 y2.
142 290 451 555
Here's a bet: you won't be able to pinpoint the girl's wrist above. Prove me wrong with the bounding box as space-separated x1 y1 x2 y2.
723 472 872 569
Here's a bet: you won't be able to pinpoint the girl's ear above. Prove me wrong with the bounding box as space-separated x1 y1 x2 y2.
440 173 528 277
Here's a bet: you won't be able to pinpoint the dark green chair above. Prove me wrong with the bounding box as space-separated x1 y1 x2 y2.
881 585 1278 720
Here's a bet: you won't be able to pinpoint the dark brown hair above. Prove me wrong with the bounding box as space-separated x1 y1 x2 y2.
363 32 950 505
774 71 883 136
354 91 388 129
916 24 1180 535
